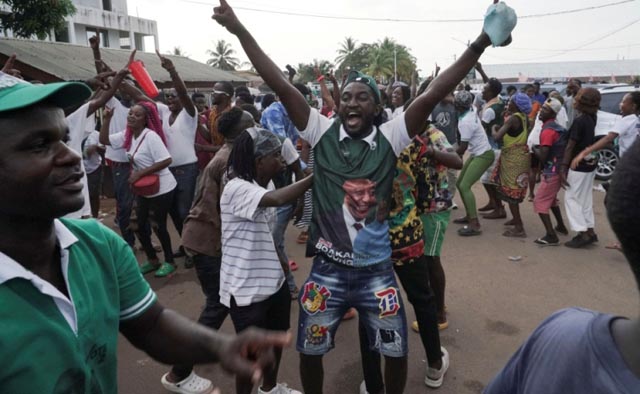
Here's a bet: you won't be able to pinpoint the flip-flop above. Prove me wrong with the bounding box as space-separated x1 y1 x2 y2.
453 217 470 224
289 260 299 271
458 225 482 236
605 242 622 251
534 236 559 246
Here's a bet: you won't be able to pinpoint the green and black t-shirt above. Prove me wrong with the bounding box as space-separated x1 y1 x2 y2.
301 109 411 267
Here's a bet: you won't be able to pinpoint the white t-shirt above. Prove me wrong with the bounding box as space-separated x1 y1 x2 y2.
105 97 130 163
556 106 569 129
157 102 198 167
481 107 496 124
281 137 299 166
459 109 492 157
612 114 640 158
219 178 284 307
64 103 94 219
109 129 177 198
83 131 102 174
527 108 569 151
301 107 411 156
391 106 404 119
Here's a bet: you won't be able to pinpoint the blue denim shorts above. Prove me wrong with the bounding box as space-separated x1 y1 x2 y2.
296 256 408 357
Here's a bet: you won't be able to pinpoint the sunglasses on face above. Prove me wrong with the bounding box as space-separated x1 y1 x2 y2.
213 90 230 97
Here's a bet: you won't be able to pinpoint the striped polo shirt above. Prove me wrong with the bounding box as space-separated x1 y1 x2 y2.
220 178 284 307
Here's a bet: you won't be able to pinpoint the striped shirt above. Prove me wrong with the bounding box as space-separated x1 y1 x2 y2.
220 178 284 307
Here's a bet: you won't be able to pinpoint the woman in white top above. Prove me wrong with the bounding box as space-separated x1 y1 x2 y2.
100 101 178 277
453 91 496 236
220 127 313 394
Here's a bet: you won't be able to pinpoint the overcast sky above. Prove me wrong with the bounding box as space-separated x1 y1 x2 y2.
128 0 640 78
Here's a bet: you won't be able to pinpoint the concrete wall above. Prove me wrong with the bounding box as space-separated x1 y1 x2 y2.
74 0 101 9
70 6 157 36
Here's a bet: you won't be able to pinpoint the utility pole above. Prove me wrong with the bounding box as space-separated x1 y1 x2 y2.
394 46 398 82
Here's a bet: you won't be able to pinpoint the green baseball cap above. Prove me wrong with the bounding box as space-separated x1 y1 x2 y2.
0 72 91 113
345 70 381 104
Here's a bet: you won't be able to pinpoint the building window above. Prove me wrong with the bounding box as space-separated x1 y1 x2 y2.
86 28 108 48
55 26 70 43
102 0 112 11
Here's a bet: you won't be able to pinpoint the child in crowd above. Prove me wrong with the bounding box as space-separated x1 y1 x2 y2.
220 127 313 394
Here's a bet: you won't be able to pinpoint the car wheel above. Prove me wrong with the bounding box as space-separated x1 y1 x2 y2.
595 147 618 181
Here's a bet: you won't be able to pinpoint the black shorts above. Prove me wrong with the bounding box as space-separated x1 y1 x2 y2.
530 153 540 169
87 167 103 198
230 283 291 333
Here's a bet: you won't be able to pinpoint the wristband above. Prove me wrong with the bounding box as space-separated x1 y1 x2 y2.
469 42 485 55
316 75 325 82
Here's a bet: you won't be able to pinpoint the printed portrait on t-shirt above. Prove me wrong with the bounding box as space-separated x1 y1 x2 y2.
342 178 377 227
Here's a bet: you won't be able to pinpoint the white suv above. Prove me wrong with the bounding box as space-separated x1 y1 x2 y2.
593 85 640 180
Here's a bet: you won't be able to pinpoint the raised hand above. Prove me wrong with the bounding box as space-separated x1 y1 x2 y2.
89 34 100 50
156 49 175 71
1 54 22 79
128 49 138 68
212 0 244 35
90 70 117 90
218 328 291 383
103 106 114 121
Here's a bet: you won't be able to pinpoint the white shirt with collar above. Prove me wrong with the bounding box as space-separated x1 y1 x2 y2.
343 204 365 246
300 108 410 157
0 220 80 335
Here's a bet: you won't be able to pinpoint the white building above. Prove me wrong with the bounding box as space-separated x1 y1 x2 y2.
1 0 158 51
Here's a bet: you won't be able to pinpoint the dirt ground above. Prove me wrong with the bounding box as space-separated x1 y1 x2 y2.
113 182 638 394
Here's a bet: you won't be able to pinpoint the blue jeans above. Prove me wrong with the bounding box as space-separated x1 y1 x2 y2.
273 204 297 292
296 256 408 357
111 162 136 246
169 162 199 235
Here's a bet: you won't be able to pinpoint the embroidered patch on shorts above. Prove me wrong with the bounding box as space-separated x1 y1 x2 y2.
301 282 331 315
305 324 329 346
375 287 400 318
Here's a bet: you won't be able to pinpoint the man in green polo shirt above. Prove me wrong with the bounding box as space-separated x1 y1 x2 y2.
0 69 290 394
212 1 516 393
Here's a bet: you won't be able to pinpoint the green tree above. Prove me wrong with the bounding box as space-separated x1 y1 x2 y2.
0 0 76 40
364 38 416 83
169 46 189 57
335 37 358 68
335 38 371 79
206 40 240 71
293 59 334 84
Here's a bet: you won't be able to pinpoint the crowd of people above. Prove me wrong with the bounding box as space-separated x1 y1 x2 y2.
1 0 640 393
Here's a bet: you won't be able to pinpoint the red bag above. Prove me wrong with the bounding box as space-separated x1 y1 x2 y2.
132 174 160 196
130 131 161 196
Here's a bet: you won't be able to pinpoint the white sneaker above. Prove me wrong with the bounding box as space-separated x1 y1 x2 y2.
161 371 212 394
424 347 450 388
258 382 302 394
359 380 369 394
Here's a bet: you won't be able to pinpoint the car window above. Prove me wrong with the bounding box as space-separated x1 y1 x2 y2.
600 93 625 114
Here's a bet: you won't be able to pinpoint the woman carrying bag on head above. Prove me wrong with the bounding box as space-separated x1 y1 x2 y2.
100 101 178 277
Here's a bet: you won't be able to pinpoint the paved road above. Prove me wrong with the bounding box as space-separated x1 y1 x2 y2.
114 183 637 394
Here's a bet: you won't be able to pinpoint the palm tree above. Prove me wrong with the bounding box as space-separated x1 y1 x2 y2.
206 40 240 71
335 37 358 67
